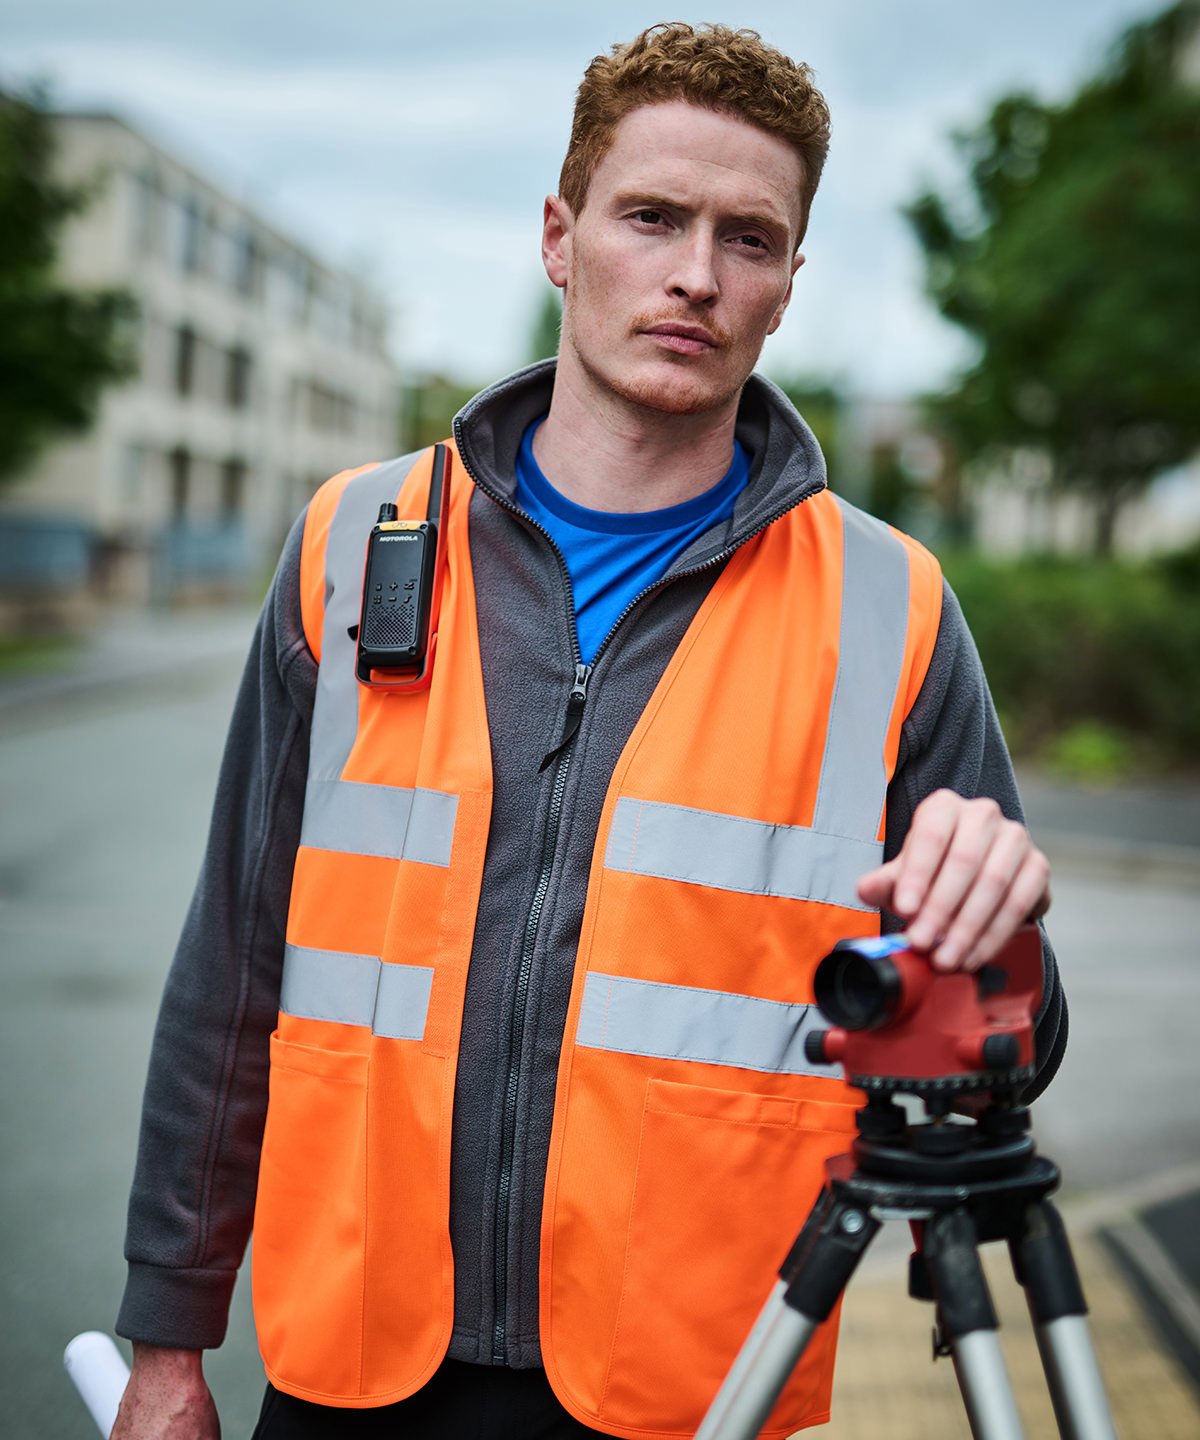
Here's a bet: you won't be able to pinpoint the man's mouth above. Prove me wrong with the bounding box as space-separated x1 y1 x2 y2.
640 322 722 355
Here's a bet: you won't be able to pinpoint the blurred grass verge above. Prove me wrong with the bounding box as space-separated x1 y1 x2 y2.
941 540 1200 780
0 631 80 677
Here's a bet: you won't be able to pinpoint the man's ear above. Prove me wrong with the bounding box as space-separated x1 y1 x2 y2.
542 195 574 289
767 250 805 336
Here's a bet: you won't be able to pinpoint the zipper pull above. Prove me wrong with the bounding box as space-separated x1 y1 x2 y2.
538 663 592 772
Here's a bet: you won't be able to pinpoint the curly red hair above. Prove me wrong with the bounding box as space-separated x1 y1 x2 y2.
559 22 831 243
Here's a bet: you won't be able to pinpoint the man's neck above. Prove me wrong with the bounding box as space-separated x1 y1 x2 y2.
532 353 741 514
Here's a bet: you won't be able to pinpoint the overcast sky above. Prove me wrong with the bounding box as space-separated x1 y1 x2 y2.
1 0 1166 397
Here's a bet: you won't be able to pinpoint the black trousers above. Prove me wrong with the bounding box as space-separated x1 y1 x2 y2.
250 1360 618 1439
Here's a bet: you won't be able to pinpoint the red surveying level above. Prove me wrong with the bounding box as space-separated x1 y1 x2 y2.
697 927 1117 1440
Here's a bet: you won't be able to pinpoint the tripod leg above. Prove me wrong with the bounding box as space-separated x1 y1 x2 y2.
924 1208 1026 1440
697 1189 836 1436
1011 1200 1118 1440
696 1190 879 1440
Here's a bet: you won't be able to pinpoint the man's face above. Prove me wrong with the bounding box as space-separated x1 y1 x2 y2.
543 100 806 418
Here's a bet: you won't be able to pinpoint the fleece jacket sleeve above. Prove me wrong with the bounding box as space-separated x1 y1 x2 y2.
116 511 317 1349
882 578 1067 1103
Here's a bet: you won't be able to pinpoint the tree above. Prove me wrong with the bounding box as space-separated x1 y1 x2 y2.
0 86 136 484
527 286 562 364
770 374 841 475
399 288 562 448
398 373 481 451
907 2 1200 552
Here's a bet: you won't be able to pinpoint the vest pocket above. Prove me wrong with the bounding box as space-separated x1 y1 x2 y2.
252 1032 370 1400
598 1077 858 1435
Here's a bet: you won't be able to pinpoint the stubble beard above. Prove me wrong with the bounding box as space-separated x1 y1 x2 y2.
566 324 751 419
562 252 753 418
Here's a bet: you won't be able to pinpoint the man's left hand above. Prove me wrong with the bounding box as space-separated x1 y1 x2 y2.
856 789 1051 972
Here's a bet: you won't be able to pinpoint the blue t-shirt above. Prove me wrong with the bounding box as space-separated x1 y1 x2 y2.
515 418 751 665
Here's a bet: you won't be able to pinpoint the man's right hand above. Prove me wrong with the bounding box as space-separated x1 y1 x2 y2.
109 1344 219 1440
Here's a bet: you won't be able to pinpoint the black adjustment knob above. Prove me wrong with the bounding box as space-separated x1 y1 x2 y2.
856 1098 906 1140
981 1034 1020 1069
980 1105 1031 1139
976 965 1008 998
377 503 399 523
804 1030 829 1065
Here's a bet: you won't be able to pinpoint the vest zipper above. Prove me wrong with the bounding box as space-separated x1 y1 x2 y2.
492 672 583 1362
450 427 588 1364
451 417 822 1363
538 663 592 772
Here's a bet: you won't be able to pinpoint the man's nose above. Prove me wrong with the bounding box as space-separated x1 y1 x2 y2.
665 234 719 304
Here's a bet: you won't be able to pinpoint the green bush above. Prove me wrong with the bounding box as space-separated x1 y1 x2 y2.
938 544 1200 770
1043 721 1134 783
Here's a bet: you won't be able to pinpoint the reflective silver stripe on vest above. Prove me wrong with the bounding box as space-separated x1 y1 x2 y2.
280 944 434 1040
300 452 458 870
812 499 910 842
602 498 910 911
309 457 420 784
576 972 838 1077
301 778 457 865
604 797 880 911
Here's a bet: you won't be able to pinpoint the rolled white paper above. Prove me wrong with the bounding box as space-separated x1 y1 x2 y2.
64 1331 130 1436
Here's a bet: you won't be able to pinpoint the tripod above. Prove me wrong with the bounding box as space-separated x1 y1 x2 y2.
696 1094 1118 1440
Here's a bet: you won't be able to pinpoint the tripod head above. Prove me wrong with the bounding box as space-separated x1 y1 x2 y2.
804 926 1044 1182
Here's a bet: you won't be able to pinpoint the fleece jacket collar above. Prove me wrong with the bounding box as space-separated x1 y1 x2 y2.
452 360 829 577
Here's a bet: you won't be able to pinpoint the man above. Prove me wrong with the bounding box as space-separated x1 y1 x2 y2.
113 23 1063 1440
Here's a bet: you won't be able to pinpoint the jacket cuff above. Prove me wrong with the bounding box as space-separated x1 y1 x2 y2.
116 1263 238 1350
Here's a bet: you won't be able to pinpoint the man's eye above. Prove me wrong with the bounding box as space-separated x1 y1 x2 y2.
634 210 665 225
734 233 768 250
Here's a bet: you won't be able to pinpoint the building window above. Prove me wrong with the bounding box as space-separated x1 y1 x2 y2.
122 443 144 503
175 325 196 396
295 259 313 324
235 229 262 298
181 196 205 273
227 346 252 409
132 166 163 256
169 446 191 520
220 458 247 520
209 221 238 289
300 380 356 433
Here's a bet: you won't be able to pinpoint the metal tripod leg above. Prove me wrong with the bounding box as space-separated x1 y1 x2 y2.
1011 1200 1118 1440
696 1187 879 1440
923 1207 1026 1440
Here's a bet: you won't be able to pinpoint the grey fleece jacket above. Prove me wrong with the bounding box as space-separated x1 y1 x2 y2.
117 362 1066 1367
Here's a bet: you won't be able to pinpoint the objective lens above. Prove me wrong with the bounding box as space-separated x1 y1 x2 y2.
814 947 903 1031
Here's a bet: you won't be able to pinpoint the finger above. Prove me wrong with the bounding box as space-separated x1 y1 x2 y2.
928 819 1028 970
950 848 1051 972
1027 876 1052 923
887 789 962 924
855 856 903 909
904 796 1003 952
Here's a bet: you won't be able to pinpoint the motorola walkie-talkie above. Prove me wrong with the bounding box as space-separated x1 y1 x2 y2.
354 443 451 691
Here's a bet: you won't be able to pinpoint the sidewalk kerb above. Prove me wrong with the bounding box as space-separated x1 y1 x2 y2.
1039 828 1200 885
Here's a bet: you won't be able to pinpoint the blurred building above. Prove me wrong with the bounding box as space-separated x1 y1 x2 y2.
0 111 399 610
968 453 1200 558
825 392 1200 557
831 394 951 544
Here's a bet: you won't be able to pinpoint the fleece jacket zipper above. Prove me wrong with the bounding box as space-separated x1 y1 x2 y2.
453 417 820 1362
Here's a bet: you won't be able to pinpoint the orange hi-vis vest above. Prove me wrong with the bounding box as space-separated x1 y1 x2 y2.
251 442 943 1437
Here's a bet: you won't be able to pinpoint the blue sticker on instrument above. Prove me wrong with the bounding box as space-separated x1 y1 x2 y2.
842 934 911 959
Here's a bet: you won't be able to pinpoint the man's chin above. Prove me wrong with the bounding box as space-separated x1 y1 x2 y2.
606 366 743 418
